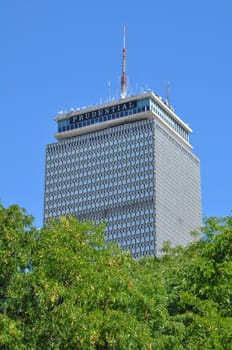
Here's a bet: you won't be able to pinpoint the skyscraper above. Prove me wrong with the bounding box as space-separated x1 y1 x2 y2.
43 30 201 258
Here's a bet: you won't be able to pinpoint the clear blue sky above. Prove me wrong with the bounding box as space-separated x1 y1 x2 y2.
1 0 231 227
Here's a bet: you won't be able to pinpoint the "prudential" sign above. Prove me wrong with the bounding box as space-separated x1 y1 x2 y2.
70 100 137 124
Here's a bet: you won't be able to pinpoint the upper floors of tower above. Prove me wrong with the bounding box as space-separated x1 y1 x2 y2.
54 91 192 147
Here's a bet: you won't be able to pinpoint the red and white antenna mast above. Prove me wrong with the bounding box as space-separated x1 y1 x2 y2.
120 25 127 99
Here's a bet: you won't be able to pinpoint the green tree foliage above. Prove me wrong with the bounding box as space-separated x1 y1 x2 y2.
0 203 232 349
157 215 232 349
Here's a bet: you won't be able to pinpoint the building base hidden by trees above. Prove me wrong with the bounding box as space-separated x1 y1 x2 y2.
0 204 231 349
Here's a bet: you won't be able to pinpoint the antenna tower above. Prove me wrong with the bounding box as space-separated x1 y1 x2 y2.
120 25 127 99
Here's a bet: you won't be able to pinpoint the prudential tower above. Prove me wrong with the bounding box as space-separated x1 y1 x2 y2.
44 28 202 258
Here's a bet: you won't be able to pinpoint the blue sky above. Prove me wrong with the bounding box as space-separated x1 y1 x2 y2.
1 0 231 227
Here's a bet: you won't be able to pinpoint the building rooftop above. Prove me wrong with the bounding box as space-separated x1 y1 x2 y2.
54 91 192 146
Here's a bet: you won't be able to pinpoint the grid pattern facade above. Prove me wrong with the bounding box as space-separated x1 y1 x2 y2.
44 119 156 258
154 123 202 252
44 98 202 258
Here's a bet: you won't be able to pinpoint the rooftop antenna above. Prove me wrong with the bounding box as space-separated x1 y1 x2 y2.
165 81 170 106
120 25 127 99
108 80 111 102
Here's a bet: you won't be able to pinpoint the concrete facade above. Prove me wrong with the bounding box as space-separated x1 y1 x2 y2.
44 92 201 257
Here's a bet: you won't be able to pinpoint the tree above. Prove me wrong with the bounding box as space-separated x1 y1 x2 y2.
157 215 232 349
1 203 232 349
0 205 169 349
0 204 36 349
